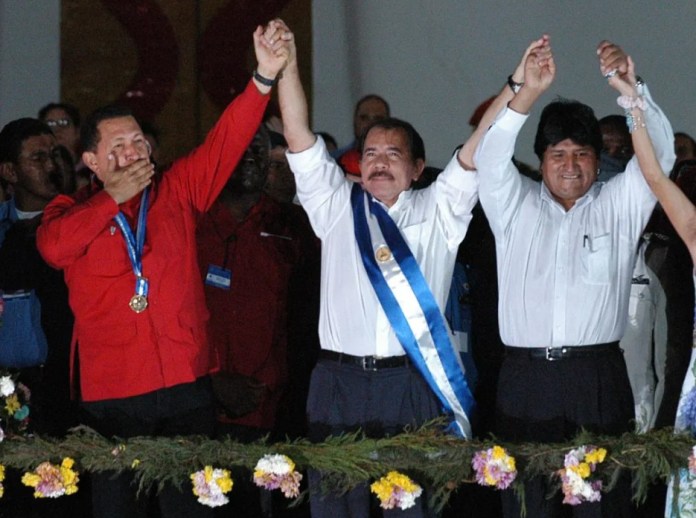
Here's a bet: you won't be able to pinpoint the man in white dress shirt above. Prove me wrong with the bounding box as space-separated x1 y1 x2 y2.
475 38 675 517
274 20 478 518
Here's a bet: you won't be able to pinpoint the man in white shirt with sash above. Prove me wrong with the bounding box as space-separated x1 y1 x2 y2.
474 38 675 517
274 21 478 517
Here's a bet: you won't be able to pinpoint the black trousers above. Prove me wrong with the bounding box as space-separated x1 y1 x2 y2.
495 348 636 518
306 358 441 518
81 377 216 518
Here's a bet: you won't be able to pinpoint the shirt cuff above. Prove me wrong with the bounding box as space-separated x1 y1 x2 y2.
286 135 330 173
494 106 529 132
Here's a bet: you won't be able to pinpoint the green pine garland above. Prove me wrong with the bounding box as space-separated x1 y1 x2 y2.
0 422 694 510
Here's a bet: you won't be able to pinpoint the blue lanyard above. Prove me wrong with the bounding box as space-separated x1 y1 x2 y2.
113 187 150 302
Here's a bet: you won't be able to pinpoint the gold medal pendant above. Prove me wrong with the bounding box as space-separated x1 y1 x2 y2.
375 245 392 263
129 294 148 313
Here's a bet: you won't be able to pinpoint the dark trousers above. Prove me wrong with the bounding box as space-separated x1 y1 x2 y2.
495 348 636 518
306 358 441 518
81 377 216 518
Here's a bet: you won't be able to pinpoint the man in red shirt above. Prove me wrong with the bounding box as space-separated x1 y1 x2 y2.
36 21 292 518
197 126 319 516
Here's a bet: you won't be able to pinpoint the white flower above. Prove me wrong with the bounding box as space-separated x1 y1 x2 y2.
0 376 15 397
0 425 4 442
255 454 293 475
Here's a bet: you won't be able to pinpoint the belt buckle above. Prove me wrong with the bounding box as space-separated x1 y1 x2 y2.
361 356 378 371
545 347 562 361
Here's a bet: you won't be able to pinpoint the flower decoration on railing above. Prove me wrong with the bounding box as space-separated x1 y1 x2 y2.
190 465 233 507
253 454 303 498
21 457 79 498
557 446 606 505
371 471 423 510
0 373 30 438
472 445 517 490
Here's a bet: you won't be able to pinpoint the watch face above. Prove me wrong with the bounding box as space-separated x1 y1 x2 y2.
507 75 523 94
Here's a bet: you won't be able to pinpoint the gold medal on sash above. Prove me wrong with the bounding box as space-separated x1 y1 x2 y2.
375 245 392 263
129 294 148 313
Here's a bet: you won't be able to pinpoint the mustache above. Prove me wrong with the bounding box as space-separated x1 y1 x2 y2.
368 171 393 180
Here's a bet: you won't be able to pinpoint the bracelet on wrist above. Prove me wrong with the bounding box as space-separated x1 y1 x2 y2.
253 69 280 87
617 95 647 110
624 108 646 133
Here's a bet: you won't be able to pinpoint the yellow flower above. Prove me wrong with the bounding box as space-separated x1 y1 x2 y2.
491 446 506 460
386 471 418 492
585 448 606 465
21 472 40 488
370 479 393 502
60 465 78 487
0 465 5 481
484 470 498 486
216 470 233 493
131 459 140 469
203 465 214 484
570 462 591 479
4 394 20 414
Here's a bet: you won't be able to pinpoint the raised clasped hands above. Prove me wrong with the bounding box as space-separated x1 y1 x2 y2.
512 34 552 88
597 40 638 97
521 34 555 93
254 19 294 81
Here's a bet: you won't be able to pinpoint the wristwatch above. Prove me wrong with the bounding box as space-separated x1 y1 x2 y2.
507 75 524 94
634 76 645 94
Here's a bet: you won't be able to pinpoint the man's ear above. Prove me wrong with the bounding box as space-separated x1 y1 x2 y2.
413 159 426 181
82 151 98 173
0 162 18 185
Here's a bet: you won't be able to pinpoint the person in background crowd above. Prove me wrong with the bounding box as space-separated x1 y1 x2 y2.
333 94 390 176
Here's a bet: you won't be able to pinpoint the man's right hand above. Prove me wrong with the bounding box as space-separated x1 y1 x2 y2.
509 36 555 115
103 155 155 204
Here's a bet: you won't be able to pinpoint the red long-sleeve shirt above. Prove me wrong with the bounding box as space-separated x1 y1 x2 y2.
196 196 318 429
37 81 269 402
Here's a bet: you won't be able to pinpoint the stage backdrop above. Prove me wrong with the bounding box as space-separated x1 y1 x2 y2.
61 0 311 165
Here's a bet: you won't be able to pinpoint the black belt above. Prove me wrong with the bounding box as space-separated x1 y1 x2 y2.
504 342 620 361
319 350 410 370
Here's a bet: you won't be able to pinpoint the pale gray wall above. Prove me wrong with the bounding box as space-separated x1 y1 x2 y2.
312 0 696 168
0 0 693 168
0 0 60 127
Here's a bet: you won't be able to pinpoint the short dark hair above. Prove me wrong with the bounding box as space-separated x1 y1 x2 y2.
534 98 602 161
38 102 81 127
0 118 53 164
358 117 425 162
81 104 134 152
354 94 390 118
599 114 629 136
675 131 696 151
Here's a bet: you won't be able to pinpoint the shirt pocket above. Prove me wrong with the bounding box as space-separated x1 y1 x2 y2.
401 219 427 256
582 233 612 285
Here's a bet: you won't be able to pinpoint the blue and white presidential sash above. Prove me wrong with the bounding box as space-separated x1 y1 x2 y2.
351 184 474 438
